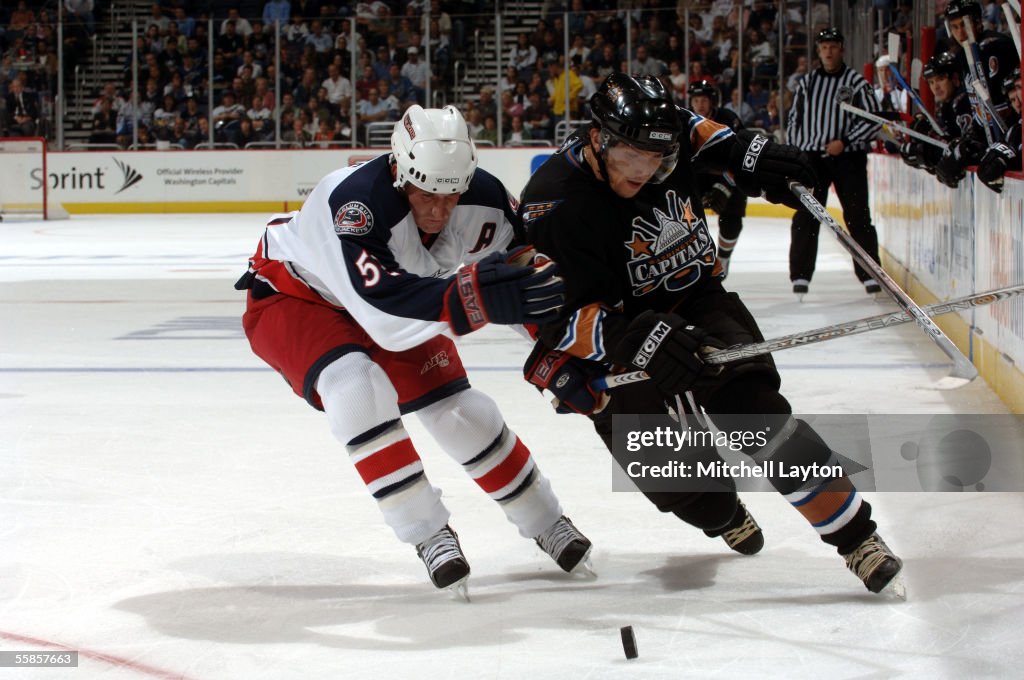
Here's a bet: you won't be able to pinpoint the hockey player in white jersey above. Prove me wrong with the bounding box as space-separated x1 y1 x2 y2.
236 105 592 596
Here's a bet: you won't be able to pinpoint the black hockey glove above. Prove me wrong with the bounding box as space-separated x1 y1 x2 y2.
976 143 1018 194
729 130 817 209
523 342 609 415
935 148 966 188
610 311 723 397
444 251 565 335
701 181 733 214
899 141 925 169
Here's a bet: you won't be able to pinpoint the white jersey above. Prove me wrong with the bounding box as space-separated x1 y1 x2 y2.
243 154 521 351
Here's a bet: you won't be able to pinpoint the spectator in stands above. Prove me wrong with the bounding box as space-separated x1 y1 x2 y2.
376 79 402 120
667 60 687 102
746 79 769 113
222 7 254 39
235 116 258 147
476 86 497 121
724 87 755 126
507 114 532 144
787 54 809 93
547 59 582 118
91 83 125 115
283 114 310 146
465 107 484 137
283 15 310 44
321 62 352 115
88 96 118 145
217 21 245 60
248 94 273 139
510 33 538 82
632 45 665 78
238 51 263 79
524 91 552 140
211 89 245 135
292 66 318 108
355 64 377 100
502 89 524 120
305 20 333 58
263 0 291 26
146 4 170 36
372 46 392 82
400 46 429 105
152 94 180 141
174 6 196 38
357 85 390 139
248 21 273 62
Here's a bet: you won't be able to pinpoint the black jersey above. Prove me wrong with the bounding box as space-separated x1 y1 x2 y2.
521 110 737 360
953 30 1018 116
939 89 975 139
711 106 743 132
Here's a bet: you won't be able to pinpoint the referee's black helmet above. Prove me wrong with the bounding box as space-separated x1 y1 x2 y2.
815 27 844 45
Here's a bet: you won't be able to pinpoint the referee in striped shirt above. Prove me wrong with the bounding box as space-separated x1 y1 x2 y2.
786 28 883 297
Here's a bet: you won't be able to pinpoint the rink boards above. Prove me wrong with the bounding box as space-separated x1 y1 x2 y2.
871 155 1024 412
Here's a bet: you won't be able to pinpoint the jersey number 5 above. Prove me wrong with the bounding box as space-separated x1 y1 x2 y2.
355 250 381 287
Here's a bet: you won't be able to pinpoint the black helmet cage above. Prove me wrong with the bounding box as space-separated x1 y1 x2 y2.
589 73 683 183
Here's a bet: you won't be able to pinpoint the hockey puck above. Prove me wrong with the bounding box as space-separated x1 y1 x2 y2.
620 625 638 659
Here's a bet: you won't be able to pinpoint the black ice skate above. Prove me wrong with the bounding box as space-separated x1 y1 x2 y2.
535 516 594 576
844 532 904 595
707 499 764 555
864 279 882 298
416 525 471 599
792 279 809 301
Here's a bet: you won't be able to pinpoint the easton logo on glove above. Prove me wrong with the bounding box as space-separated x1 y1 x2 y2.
632 320 672 368
742 134 769 172
455 267 487 329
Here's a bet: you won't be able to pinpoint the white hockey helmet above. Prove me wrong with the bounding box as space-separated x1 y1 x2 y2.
391 105 477 194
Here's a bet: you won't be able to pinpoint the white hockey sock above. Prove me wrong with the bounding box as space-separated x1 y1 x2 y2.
416 389 563 539
317 354 448 545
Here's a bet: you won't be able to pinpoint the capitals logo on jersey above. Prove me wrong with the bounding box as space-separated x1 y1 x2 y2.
624 190 714 296
334 201 374 236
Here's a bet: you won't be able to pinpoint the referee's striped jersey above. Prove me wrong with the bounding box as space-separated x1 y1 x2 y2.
786 65 882 152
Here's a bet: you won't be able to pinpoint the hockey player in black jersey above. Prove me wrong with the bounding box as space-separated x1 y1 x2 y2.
520 73 904 594
977 69 1022 193
687 79 747 278
943 0 1018 124
900 52 974 176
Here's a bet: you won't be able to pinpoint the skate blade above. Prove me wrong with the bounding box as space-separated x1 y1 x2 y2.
796 294 806 303
569 549 597 579
446 576 471 603
880 574 907 601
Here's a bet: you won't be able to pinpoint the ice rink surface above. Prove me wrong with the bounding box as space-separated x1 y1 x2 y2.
2 213 1022 679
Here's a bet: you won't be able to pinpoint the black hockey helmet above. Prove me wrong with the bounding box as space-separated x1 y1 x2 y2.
687 79 717 104
590 72 682 153
922 51 958 79
815 27 844 45
1003 67 1021 96
589 72 681 183
944 0 982 20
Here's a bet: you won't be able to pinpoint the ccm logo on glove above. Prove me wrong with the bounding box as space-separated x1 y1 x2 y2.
742 134 769 172
632 321 673 368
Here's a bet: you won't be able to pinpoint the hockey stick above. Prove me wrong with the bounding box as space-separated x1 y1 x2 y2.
1003 2 1022 57
1007 0 1021 14
877 51 944 135
591 284 1023 390
960 19 1008 142
840 102 950 150
789 182 977 385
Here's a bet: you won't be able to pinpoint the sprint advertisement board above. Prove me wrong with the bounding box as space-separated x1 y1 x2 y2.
42 148 555 211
